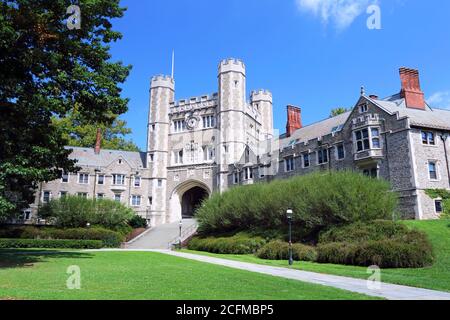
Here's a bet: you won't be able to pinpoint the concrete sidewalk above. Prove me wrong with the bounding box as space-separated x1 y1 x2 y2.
87 249 450 300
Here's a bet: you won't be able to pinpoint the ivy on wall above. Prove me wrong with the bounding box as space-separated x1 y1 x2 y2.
425 189 450 219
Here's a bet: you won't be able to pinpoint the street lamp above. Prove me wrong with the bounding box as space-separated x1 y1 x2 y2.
286 209 293 266
179 219 183 249
86 222 91 229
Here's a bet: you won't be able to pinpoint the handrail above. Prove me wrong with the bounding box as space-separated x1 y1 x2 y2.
168 222 198 249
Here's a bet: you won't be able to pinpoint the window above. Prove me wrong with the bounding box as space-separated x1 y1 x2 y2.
114 194 121 202
22 209 31 221
157 179 163 187
203 146 215 161
359 104 368 113
149 154 154 162
173 120 186 133
303 153 310 168
131 195 142 206
435 200 443 213
59 191 68 198
78 173 89 184
77 192 88 198
336 144 345 160
97 174 105 185
363 168 378 178
428 161 438 180
223 145 228 153
285 157 295 172
113 174 125 185
148 196 153 206
317 149 328 165
118 159 122 164
174 150 183 164
355 129 370 152
97 193 105 199
61 172 69 183
134 176 141 187
202 115 216 128
42 191 51 203
233 172 240 184
371 128 381 149
244 168 253 180
422 131 436 145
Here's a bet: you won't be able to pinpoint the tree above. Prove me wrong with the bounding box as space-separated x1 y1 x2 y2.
52 108 140 152
330 107 349 118
0 0 131 221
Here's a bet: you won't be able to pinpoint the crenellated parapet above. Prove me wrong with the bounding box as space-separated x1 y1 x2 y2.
218 58 246 75
151 75 175 90
251 89 273 103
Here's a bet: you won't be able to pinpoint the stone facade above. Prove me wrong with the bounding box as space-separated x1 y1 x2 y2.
25 60 450 226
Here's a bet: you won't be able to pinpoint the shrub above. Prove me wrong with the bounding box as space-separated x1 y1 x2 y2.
0 238 103 249
188 233 266 254
256 240 317 262
39 196 135 229
128 215 148 229
316 231 434 268
196 171 398 240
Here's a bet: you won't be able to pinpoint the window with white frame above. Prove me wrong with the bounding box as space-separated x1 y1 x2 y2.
61 172 69 183
97 174 105 185
285 156 295 172
203 146 215 161
336 144 345 160
202 115 216 128
173 120 186 133
97 193 105 199
174 150 184 164
317 149 328 165
428 161 438 180
22 209 31 221
134 176 141 187
354 127 381 152
59 191 68 198
42 191 51 203
148 196 153 206
78 173 89 184
233 172 240 184
131 195 141 206
157 179 163 187
112 174 125 185
422 131 436 145
77 192 88 198
114 194 121 202
244 167 253 180
371 128 381 148
435 200 443 213
302 153 310 168
359 104 368 113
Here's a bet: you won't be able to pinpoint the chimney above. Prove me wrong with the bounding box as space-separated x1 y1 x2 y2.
286 105 302 137
369 94 379 100
399 67 425 110
94 128 102 155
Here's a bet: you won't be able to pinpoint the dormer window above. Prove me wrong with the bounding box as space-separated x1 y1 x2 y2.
359 104 368 113
118 159 122 164
244 167 253 180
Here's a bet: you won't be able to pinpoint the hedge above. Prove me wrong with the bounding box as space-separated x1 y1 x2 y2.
316 231 434 268
196 171 398 241
188 234 266 254
256 240 317 262
0 238 103 249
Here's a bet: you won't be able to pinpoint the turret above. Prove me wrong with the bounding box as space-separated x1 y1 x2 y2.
147 75 175 225
251 89 273 140
217 58 247 192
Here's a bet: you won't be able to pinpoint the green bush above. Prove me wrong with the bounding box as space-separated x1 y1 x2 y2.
39 196 135 229
128 215 148 229
256 240 317 262
316 231 434 268
188 233 266 254
319 220 410 244
0 238 103 249
196 171 398 240
0 226 123 247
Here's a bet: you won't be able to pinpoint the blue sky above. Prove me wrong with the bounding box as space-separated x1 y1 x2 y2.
109 0 450 151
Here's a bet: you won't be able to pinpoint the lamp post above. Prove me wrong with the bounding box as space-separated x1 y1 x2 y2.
179 219 183 249
287 209 293 266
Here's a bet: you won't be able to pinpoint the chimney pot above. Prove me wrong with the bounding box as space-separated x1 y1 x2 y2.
399 67 425 110
286 105 302 137
94 128 102 155
369 94 379 100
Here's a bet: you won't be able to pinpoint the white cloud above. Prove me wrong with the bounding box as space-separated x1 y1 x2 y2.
296 0 376 30
427 91 450 109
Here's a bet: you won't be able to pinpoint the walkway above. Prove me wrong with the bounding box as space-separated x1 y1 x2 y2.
126 219 197 249
88 249 450 300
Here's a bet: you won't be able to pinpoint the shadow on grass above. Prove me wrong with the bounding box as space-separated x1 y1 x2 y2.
0 249 94 269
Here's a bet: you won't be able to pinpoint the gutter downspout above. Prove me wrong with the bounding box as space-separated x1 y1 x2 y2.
441 133 450 185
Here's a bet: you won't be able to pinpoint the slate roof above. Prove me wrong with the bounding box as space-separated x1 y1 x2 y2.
65 146 147 169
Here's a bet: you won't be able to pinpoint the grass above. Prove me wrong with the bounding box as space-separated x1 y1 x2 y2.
183 220 450 292
0 249 376 300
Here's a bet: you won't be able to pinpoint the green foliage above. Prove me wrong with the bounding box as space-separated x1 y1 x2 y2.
425 189 450 219
39 196 134 229
0 0 131 220
256 240 318 262
128 215 148 229
187 233 266 254
330 107 349 117
0 238 103 249
52 109 139 151
196 171 398 240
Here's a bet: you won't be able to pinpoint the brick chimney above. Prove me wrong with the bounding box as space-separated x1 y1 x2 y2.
94 128 102 155
286 105 302 137
399 67 425 110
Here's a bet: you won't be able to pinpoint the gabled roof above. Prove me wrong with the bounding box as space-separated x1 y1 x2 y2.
66 146 146 169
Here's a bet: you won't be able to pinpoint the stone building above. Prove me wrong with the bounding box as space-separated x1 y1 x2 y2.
25 60 450 225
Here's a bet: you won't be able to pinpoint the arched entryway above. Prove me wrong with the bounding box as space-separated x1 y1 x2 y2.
181 186 209 218
168 180 211 223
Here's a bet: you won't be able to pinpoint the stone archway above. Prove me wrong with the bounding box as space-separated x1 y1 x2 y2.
168 180 211 223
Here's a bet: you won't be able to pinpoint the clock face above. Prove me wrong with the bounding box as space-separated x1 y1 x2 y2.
186 116 198 130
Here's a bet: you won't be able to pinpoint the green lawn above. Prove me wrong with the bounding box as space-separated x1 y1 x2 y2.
183 220 450 292
0 250 375 300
